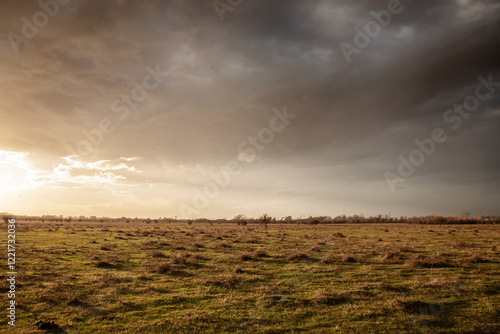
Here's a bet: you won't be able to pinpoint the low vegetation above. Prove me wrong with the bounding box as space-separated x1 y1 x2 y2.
0 221 499 333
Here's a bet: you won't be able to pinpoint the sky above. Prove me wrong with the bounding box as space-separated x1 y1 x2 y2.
0 0 499 219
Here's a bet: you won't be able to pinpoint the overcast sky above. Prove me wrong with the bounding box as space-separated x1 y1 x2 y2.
1 0 499 219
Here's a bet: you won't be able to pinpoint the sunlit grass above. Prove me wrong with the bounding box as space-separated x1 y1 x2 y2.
1 222 499 333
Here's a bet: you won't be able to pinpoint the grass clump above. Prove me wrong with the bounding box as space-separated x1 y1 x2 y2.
149 262 174 274
253 249 269 258
341 253 358 263
407 254 451 268
285 252 309 261
238 253 254 261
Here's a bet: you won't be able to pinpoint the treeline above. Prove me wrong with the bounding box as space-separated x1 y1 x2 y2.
0 214 178 224
1 213 498 225
230 214 499 225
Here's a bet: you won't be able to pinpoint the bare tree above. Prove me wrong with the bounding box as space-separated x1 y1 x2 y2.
458 211 470 220
233 214 247 226
259 214 272 231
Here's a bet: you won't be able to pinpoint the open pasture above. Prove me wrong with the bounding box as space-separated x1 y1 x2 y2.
2 222 499 333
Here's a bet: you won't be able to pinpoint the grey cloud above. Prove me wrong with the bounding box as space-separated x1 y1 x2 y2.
1 0 499 217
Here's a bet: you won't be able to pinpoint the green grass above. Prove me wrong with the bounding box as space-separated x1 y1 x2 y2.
1 222 499 333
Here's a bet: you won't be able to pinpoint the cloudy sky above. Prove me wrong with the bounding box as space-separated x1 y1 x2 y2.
1 0 499 219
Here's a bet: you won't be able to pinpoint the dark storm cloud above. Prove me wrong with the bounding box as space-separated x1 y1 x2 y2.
1 0 499 217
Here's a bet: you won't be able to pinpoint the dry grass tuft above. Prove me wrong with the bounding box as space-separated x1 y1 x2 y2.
93 260 117 269
149 262 174 274
253 249 269 258
171 252 191 265
204 274 241 289
450 241 475 248
312 292 348 305
397 298 446 315
341 253 358 263
149 250 167 258
215 242 232 249
320 253 337 264
309 245 322 252
380 245 408 263
285 252 309 262
381 250 402 263
244 237 259 244
141 240 168 249
407 254 451 268
238 253 254 261
464 254 488 264
234 266 245 274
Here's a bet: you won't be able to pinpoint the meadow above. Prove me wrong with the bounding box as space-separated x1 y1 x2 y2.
1 221 499 333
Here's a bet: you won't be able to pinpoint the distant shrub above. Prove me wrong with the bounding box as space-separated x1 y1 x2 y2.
433 216 447 224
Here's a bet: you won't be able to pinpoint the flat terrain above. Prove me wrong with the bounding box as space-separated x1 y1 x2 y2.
1 222 499 333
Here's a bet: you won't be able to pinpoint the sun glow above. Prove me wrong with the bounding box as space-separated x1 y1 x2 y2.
0 150 38 191
0 150 145 195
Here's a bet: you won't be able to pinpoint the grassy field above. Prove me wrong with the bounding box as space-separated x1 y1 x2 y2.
1 221 499 333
